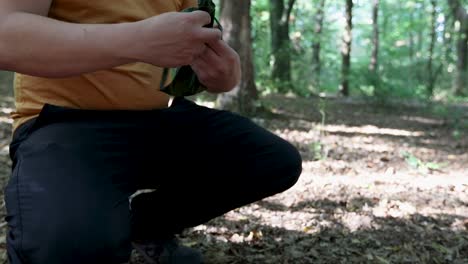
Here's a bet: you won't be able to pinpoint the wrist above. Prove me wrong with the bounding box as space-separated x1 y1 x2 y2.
114 21 145 64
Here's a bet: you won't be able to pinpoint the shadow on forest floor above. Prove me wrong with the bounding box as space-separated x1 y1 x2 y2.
259 94 468 131
180 210 467 264
170 174 467 264
254 95 468 168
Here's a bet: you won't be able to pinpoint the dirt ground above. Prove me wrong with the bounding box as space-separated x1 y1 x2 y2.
0 72 467 263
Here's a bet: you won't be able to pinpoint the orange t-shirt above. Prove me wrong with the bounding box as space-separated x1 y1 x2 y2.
12 0 197 131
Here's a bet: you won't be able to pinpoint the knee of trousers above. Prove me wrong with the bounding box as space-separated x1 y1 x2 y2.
260 138 303 194
277 140 303 190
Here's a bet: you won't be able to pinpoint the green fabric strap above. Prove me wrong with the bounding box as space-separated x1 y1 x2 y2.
160 0 220 97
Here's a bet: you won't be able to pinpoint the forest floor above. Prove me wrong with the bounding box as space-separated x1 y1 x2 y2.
0 74 467 263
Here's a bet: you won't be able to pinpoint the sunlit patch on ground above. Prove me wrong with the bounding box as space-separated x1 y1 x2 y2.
0 118 12 125
402 116 445 126
317 124 425 137
194 99 216 109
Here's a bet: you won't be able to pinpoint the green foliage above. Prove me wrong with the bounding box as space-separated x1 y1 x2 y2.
251 0 274 94
310 97 329 161
402 151 444 174
310 141 327 161
248 0 466 101
430 102 467 139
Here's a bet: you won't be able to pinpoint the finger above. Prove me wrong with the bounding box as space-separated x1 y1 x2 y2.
190 58 211 82
198 45 222 65
194 44 208 58
191 57 209 72
206 39 231 56
196 27 223 43
187 10 212 26
195 47 208 62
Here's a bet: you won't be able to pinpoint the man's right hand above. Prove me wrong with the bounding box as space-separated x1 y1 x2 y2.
128 11 223 68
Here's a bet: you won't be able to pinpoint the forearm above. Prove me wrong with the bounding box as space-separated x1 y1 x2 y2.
0 12 136 78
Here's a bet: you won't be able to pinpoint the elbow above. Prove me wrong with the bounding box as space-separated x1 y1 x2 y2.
0 52 7 71
0 43 12 71
0 15 14 71
0 31 7 70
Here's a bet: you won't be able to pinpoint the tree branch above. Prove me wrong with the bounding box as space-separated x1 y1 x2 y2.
447 0 468 21
286 0 296 21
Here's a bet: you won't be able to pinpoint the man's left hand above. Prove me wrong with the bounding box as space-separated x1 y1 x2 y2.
190 39 241 93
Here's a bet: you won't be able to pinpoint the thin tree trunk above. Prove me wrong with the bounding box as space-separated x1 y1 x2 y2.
417 2 426 53
456 25 468 96
381 1 388 40
427 0 437 96
340 0 353 96
312 0 326 91
369 0 380 90
447 0 468 95
217 0 258 114
443 13 455 63
269 0 296 92
409 11 415 61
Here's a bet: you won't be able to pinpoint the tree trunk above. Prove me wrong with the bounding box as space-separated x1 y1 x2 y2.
381 1 388 40
340 0 353 96
217 0 258 114
417 2 426 53
447 0 468 95
455 24 468 96
427 0 437 96
369 0 380 90
409 11 415 61
312 0 326 91
443 13 455 63
269 0 296 92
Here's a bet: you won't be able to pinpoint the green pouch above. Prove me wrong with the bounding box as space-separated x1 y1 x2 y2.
160 0 221 97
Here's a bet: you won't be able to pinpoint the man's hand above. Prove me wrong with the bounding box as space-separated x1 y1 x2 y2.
129 11 223 68
190 39 241 93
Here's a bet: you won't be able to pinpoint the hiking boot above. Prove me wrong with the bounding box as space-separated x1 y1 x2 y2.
132 237 203 264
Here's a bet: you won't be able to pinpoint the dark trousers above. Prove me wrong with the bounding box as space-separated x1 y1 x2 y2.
5 98 302 264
